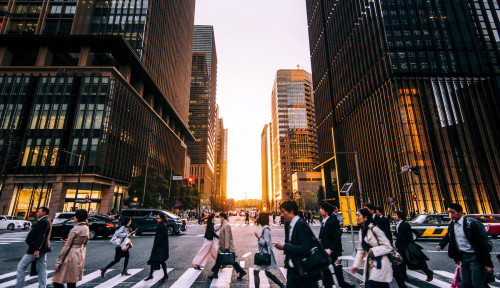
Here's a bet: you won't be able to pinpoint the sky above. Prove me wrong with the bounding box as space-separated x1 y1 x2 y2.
194 1 312 201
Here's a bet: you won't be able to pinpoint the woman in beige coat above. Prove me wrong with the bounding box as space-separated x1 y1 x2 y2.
351 208 393 288
52 209 89 288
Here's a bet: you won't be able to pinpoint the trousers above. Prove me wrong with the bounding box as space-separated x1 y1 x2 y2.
16 253 47 288
192 238 218 267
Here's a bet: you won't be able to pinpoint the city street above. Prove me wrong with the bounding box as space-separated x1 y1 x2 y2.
0 216 499 287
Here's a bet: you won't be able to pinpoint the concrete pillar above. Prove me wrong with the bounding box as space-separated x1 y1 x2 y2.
36 46 53 66
78 46 92 67
0 180 15 216
132 81 144 98
119 64 132 83
49 177 67 219
99 185 115 215
0 46 13 66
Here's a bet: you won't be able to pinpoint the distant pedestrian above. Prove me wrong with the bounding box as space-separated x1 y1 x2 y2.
192 214 219 269
272 212 276 224
245 212 250 224
437 203 494 288
208 212 246 280
16 207 52 288
52 209 89 288
100 217 134 277
310 211 316 224
145 213 169 282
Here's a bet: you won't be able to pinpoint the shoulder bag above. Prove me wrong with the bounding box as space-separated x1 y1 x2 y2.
217 250 236 266
293 223 331 277
254 227 272 266
370 227 403 265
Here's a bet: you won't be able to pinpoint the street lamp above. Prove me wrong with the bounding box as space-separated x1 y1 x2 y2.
63 150 85 211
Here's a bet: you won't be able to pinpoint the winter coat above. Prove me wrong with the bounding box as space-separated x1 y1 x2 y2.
148 222 169 263
255 225 278 271
218 220 235 253
52 222 89 284
25 216 52 254
353 223 393 284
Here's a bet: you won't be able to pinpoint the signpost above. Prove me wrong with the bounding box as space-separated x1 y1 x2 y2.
340 182 356 256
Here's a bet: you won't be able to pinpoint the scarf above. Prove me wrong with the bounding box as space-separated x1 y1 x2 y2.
361 237 382 269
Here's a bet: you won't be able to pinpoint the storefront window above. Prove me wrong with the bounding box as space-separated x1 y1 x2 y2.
112 186 125 212
11 184 52 220
63 183 101 212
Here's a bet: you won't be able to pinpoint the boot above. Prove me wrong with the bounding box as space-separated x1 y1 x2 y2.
100 267 107 278
121 269 131 276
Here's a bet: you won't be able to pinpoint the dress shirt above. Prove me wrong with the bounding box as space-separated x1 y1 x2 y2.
321 216 329 227
396 220 403 233
454 217 474 253
288 215 300 268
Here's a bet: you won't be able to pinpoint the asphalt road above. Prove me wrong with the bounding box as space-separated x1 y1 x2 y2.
1 215 499 287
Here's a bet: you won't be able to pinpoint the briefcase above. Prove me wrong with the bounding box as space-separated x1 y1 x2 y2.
217 252 235 266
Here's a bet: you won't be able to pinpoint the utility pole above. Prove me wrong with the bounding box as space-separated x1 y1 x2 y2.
63 150 85 211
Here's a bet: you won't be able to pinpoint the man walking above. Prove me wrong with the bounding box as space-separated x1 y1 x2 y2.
245 211 250 224
208 212 246 280
393 211 433 287
319 202 354 288
438 204 494 288
17 207 52 288
274 200 319 288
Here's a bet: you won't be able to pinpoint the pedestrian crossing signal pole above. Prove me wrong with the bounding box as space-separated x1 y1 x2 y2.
340 182 356 256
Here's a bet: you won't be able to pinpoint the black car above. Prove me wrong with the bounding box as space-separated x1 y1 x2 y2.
121 209 186 235
50 215 117 240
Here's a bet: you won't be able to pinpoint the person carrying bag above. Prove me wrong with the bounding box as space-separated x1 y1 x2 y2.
100 217 134 277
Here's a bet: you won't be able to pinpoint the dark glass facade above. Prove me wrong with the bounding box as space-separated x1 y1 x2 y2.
306 0 500 213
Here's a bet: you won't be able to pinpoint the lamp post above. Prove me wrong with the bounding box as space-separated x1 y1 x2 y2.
63 150 85 211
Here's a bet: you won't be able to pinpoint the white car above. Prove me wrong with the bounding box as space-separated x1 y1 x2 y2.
0 215 32 230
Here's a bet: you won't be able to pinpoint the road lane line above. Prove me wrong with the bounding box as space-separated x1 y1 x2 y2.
169 268 202 288
2 270 54 287
209 267 233 287
242 252 251 258
0 271 17 280
279 267 287 279
94 268 142 288
131 268 174 288
248 269 270 287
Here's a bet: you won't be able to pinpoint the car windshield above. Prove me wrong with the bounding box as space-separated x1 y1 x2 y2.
164 211 179 219
410 215 427 224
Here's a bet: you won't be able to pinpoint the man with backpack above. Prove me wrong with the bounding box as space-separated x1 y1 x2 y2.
437 203 494 288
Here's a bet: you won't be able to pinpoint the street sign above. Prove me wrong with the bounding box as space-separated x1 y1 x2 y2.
340 183 353 193
172 176 183 181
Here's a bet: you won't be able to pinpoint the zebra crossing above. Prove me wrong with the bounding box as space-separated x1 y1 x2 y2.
0 231 29 245
1 264 497 288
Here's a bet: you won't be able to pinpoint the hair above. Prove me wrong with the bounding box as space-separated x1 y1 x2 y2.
220 212 228 219
120 217 131 226
320 202 334 216
375 206 384 214
280 200 299 215
394 211 406 221
258 212 269 226
206 213 215 223
38 206 50 215
359 208 374 238
75 209 88 222
158 212 168 223
364 203 376 211
448 203 463 213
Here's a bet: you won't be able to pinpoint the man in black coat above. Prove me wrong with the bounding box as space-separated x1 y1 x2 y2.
16 206 52 288
393 211 433 287
437 204 494 288
319 203 354 288
274 201 320 288
374 206 393 244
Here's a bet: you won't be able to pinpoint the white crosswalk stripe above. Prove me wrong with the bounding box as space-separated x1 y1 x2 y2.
249 268 270 287
1 270 54 287
169 268 202 288
131 268 173 288
0 231 29 245
209 267 233 287
94 268 142 288
24 269 103 288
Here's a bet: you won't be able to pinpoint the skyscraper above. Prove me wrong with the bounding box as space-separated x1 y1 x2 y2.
261 124 271 210
188 25 218 209
215 113 228 210
306 0 500 213
270 69 319 201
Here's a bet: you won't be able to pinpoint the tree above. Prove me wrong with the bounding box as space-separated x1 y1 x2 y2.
317 185 325 204
126 166 169 208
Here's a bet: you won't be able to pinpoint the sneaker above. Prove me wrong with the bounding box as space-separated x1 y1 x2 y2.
208 274 218 279
237 270 247 280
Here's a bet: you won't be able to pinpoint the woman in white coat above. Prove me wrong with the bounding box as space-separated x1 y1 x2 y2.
351 208 393 288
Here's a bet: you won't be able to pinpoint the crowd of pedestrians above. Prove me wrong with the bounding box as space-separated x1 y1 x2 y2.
14 201 496 288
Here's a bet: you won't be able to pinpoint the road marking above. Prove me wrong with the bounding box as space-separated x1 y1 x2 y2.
242 252 252 258
209 267 233 287
240 261 245 268
1 270 54 287
131 268 174 288
234 224 241 226
279 267 287 279
407 270 450 287
24 269 102 288
94 268 142 288
249 268 271 287
425 250 448 253
249 224 254 226
0 272 16 280
169 268 202 288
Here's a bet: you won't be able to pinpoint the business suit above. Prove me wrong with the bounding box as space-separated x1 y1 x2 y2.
283 217 319 288
393 221 431 288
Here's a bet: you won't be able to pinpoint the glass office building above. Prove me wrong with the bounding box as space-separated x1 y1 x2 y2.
306 0 500 213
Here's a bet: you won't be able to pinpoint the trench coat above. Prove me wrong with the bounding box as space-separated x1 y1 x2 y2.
218 220 235 253
147 222 169 267
52 222 89 284
352 223 393 283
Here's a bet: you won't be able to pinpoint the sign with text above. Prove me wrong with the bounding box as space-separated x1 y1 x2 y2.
172 176 183 181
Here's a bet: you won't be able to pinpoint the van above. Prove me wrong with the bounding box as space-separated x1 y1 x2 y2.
121 209 186 235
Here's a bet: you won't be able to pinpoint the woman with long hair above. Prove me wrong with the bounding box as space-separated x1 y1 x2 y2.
192 213 219 270
351 208 393 288
52 209 89 288
100 217 134 277
145 212 169 282
253 212 284 288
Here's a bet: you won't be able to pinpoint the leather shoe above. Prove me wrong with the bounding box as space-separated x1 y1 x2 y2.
208 274 218 279
194 266 202 270
144 275 153 281
426 271 434 282
100 268 107 278
121 269 131 276
237 270 247 280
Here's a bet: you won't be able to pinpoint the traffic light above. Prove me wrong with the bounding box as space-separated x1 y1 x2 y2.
188 176 194 185
412 193 418 201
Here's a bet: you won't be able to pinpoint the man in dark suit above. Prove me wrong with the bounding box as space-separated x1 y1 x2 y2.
364 203 393 244
274 201 319 288
393 211 433 287
438 204 493 288
16 206 52 288
319 203 354 288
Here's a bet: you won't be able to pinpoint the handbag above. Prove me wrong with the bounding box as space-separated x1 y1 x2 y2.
217 251 235 266
30 260 38 276
370 227 403 265
450 264 461 288
299 236 331 276
254 242 272 266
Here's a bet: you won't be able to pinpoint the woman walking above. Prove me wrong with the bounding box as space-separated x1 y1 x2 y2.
52 209 89 288
144 213 169 282
351 208 393 288
253 213 284 288
192 213 219 270
100 217 134 277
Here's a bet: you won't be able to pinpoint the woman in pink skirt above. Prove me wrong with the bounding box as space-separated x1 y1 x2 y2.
192 213 219 269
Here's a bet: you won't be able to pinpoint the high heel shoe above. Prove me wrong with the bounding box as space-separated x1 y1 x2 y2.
121 269 131 276
100 267 107 278
159 275 168 282
144 275 153 281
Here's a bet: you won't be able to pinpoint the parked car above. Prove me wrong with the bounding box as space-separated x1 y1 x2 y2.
396 214 451 240
52 212 76 225
0 215 31 230
465 214 500 238
51 215 116 240
121 209 186 235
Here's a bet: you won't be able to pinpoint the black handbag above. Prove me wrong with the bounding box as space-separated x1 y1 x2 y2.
30 260 38 276
300 236 331 276
218 251 235 266
254 242 271 266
